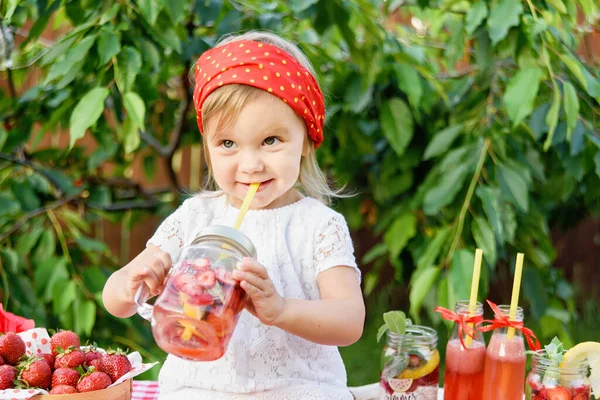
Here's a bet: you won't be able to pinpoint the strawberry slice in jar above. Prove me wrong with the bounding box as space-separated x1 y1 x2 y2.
196 269 217 288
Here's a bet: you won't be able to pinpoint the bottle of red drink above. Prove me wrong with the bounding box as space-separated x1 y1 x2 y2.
482 305 527 400
443 301 486 400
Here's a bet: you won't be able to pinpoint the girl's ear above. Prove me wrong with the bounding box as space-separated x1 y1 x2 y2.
302 136 311 157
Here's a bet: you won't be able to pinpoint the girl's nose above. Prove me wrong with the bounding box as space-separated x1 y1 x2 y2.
238 151 264 174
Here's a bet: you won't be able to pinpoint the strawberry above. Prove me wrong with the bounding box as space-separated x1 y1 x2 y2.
0 354 4 365
88 358 101 369
98 349 132 382
193 258 210 269
55 347 86 369
172 274 194 291
52 367 80 388
408 354 421 367
0 365 16 389
546 387 572 400
188 292 214 306
17 356 52 389
215 268 236 285
50 384 78 394
0 332 26 365
83 346 102 363
51 330 80 356
76 371 112 392
573 394 588 400
195 269 216 288
40 353 54 371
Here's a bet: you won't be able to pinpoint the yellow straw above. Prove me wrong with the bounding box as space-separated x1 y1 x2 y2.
507 253 524 339
465 248 483 347
234 183 260 229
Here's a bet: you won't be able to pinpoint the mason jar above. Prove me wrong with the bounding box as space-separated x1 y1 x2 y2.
380 323 440 400
526 350 590 400
136 225 256 361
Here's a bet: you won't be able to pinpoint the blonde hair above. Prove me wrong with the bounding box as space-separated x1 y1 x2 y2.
196 31 348 205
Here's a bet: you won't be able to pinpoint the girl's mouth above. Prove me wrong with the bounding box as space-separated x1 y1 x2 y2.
240 179 272 192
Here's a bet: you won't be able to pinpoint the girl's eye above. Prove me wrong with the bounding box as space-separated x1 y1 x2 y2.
221 140 235 148
263 136 280 146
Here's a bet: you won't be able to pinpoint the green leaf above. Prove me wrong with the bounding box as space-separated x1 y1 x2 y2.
164 0 187 23
473 216 497 266
383 311 406 335
423 163 470 215
289 0 319 12
423 125 463 160
416 227 450 270
123 92 146 131
137 0 163 25
76 236 110 254
52 280 77 314
362 243 388 264
73 297 96 336
487 0 523 45
544 88 561 151
394 63 423 109
3 0 18 21
97 29 121 66
115 46 142 94
69 87 109 148
121 116 141 154
594 151 600 178
0 248 19 274
384 213 417 259
35 257 69 302
546 0 567 13
44 35 96 83
503 67 543 126
522 267 548 319
466 1 488 35
448 250 475 307
380 98 414 156
497 163 529 212
562 82 579 141
377 325 389 343
33 230 56 263
409 266 440 317
558 53 587 90
363 271 379 297
345 77 373 114
15 226 44 257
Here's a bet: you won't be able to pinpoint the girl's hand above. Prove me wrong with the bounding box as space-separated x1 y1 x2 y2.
232 257 285 326
125 246 172 303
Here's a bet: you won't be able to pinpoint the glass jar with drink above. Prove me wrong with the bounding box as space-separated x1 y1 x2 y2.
526 343 591 400
380 323 440 400
135 225 256 362
481 305 527 400
442 300 486 400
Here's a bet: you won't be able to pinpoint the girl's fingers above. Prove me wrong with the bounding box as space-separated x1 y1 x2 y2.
240 280 261 298
239 258 269 280
234 270 266 291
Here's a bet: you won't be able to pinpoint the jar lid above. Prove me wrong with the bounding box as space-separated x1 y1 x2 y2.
193 225 257 259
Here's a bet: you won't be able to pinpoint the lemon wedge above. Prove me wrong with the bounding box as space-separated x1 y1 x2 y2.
563 341 600 397
396 351 440 380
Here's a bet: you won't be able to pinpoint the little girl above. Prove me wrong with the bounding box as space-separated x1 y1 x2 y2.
103 31 365 400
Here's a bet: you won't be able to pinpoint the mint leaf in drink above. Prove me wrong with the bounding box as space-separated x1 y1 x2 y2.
384 311 406 335
542 336 564 383
377 311 407 342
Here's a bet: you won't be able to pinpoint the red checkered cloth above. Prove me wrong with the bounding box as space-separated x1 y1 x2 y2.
132 380 160 400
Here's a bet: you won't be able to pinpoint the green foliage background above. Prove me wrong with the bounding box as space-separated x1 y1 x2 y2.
1 0 599 385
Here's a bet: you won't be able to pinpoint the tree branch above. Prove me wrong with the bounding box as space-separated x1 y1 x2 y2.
0 151 67 196
0 194 80 243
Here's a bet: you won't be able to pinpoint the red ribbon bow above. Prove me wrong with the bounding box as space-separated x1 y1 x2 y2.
0 303 34 333
434 306 483 350
477 300 541 351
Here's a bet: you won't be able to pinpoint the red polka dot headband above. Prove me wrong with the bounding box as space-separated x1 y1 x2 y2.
193 40 326 148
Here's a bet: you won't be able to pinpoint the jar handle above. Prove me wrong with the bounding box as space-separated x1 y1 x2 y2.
134 284 154 321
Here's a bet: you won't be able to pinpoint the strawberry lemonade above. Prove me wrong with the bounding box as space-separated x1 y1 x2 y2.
152 258 247 361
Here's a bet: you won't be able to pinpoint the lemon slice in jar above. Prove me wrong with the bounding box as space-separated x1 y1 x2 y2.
562 341 600 397
396 350 440 380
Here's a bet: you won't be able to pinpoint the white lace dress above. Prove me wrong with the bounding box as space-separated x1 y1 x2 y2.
147 193 361 400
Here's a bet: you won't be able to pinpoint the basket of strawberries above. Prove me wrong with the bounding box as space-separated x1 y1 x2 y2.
0 328 157 399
